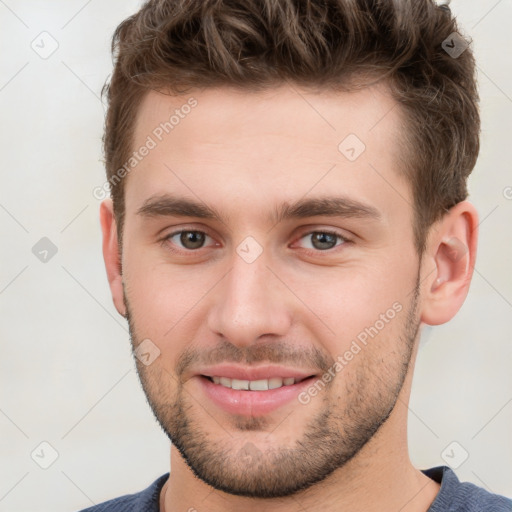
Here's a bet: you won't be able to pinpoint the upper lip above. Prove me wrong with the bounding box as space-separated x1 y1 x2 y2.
196 364 318 382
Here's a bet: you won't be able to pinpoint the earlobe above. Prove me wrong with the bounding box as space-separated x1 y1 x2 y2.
420 201 478 326
99 198 126 317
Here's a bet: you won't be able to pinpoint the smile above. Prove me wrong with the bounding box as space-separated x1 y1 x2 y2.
205 376 308 391
196 372 318 416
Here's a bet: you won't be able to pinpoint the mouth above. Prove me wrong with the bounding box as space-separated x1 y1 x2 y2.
194 366 320 416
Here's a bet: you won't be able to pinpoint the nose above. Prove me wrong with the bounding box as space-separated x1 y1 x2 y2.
206 251 292 348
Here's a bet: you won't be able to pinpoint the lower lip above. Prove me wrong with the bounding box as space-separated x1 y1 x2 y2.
197 375 316 416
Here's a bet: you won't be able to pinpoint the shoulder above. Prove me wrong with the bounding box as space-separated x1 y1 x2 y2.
423 466 512 512
75 473 169 512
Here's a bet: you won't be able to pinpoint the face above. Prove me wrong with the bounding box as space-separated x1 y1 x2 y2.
119 84 423 498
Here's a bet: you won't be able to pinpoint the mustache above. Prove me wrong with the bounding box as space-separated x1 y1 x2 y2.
175 340 335 377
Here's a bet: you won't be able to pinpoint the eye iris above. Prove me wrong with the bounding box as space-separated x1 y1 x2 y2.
180 231 205 249
312 232 337 250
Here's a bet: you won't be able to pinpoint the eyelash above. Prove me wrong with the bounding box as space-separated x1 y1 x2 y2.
160 228 350 255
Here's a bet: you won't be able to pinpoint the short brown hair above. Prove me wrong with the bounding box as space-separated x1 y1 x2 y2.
102 0 479 254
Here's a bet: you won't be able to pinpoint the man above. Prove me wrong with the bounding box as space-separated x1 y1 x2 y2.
81 0 512 510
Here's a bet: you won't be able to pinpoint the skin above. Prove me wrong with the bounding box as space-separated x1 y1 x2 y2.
100 83 478 512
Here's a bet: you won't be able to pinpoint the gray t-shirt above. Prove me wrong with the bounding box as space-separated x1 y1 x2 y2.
77 466 512 511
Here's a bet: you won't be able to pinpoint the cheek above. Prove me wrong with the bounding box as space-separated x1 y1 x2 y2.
123 256 217 349
289 262 413 356
123 230 417 364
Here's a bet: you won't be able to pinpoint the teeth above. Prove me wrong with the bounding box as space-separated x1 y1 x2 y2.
268 377 284 389
249 379 269 391
210 376 298 390
219 377 231 387
231 378 249 390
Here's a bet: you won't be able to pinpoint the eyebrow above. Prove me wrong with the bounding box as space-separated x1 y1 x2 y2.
136 193 381 225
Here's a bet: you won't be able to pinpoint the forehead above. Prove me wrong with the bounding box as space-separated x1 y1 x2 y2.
125 83 410 225
134 83 400 151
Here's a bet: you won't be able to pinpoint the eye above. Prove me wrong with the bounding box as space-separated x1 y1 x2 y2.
163 230 215 251
161 228 349 254
296 230 348 251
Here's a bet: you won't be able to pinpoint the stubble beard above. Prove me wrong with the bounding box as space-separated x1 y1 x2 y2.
125 277 420 498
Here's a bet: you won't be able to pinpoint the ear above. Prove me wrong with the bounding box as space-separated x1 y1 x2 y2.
420 200 478 326
99 198 126 317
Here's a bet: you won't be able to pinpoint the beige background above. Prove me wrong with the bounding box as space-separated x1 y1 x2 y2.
0 1 511 510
